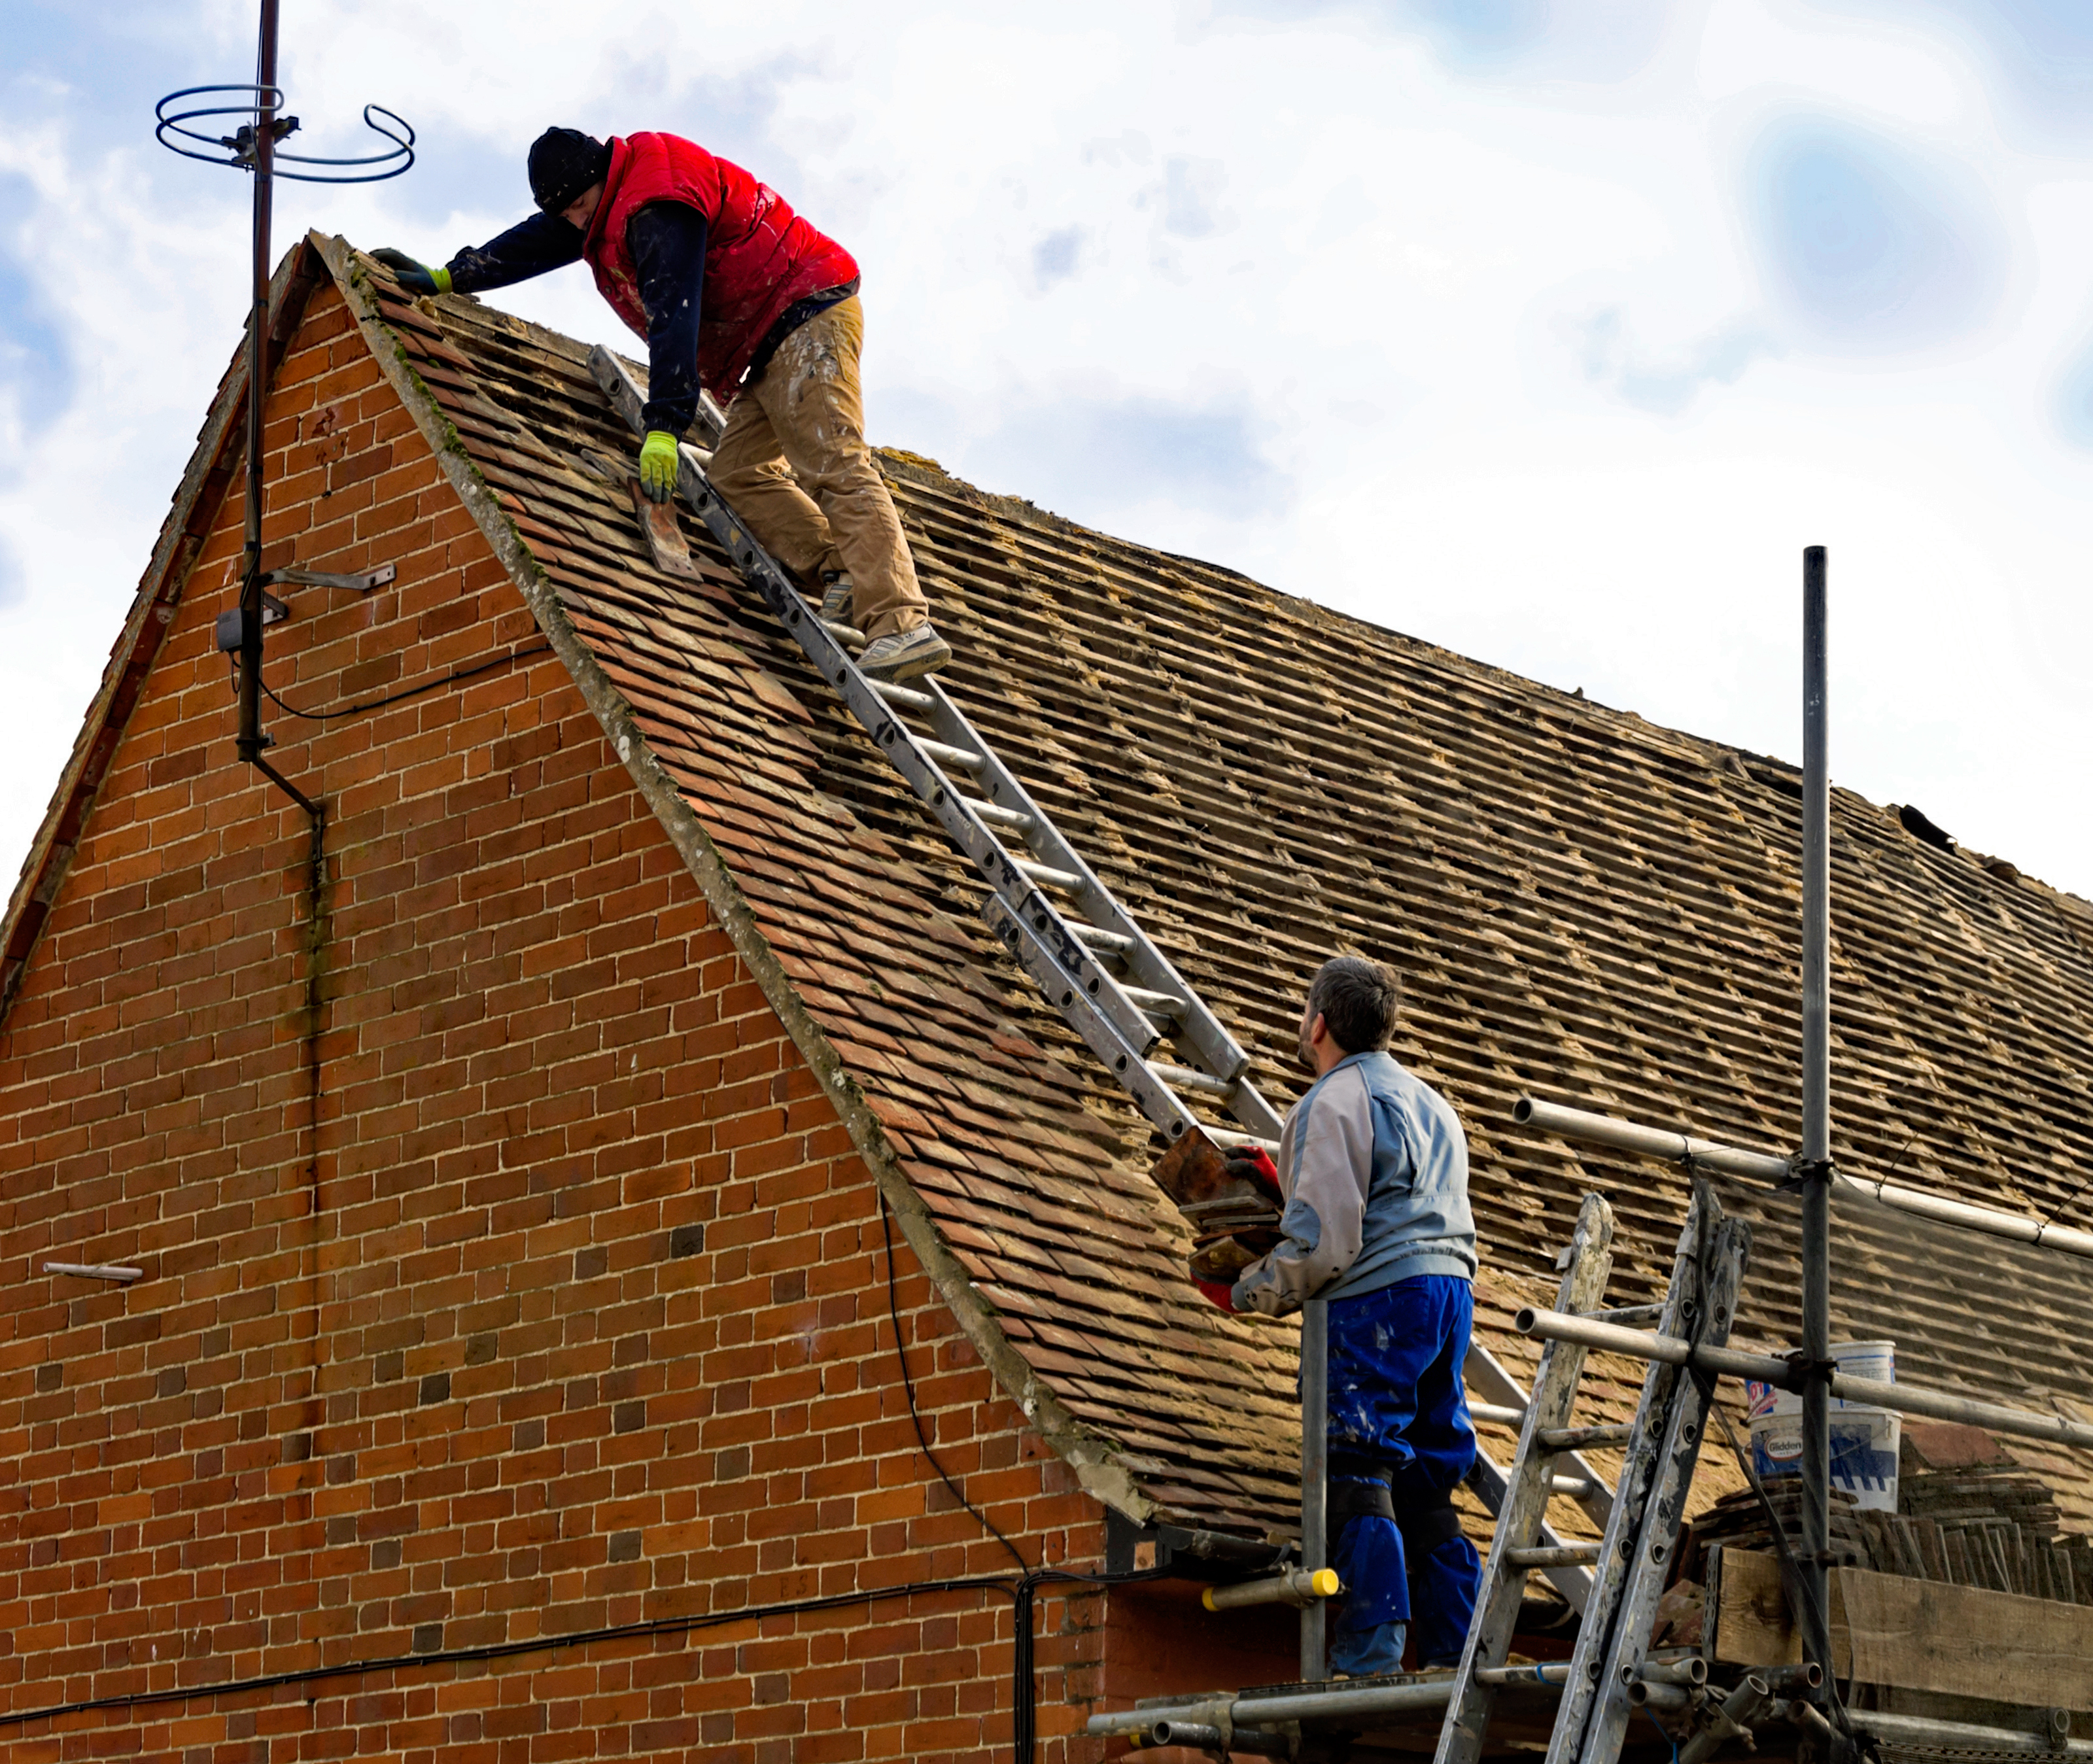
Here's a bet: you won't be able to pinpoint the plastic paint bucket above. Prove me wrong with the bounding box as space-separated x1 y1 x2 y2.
1750 1406 1901 1512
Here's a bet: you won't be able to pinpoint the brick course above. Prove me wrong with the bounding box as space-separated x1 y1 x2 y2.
0 283 1121 1763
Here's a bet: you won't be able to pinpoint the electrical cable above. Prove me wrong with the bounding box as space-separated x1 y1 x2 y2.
1644 1702 1680 1764
0 1573 1018 1731
879 1193 1028 1574
1011 1562 1176 1764
257 642 552 722
874 1196 1183 1761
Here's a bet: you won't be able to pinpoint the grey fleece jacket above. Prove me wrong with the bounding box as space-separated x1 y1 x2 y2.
1234 1050 1478 1318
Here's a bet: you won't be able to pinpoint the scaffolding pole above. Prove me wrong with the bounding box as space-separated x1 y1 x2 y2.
1512 1096 2093 1262
1300 1297 1329 1680
1512 1308 2093 1451
1798 544 1833 1686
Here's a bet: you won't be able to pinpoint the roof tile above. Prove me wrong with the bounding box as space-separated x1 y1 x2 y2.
328 246 2093 1538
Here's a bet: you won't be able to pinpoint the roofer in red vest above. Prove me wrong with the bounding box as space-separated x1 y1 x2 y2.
1192 956 1483 1676
376 128 951 683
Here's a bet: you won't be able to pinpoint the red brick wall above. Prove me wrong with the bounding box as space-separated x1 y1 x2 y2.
0 282 1110 1763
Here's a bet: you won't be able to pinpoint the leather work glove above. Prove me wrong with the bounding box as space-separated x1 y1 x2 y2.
1224 1143 1283 1204
372 248 451 297
1189 1236 1264 1283
638 430 680 503
1192 1273 1237 1315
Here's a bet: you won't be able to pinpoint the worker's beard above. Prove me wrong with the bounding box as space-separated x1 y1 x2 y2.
1295 1029 1318 1073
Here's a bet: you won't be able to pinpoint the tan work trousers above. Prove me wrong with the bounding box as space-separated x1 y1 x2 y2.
708 296 929 642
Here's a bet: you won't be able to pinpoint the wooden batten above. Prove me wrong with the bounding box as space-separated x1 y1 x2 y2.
1712 1547 2093 1708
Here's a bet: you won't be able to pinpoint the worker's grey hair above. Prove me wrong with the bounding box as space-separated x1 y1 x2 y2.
1306 955 1402 1055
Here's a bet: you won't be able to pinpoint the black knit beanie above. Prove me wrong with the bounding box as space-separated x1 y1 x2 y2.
528 128 612 214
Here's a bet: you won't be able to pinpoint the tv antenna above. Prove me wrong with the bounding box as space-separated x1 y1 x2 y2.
154 0 415 814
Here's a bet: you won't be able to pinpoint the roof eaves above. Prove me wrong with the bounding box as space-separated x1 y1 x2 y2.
311 232 1160 1525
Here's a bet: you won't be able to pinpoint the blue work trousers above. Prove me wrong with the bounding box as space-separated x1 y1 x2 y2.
1324 1274 1481 1673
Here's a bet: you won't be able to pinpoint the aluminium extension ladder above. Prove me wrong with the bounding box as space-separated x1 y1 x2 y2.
1439 1181 1750 1764
589 347 1627 1621
591 347 1290 1158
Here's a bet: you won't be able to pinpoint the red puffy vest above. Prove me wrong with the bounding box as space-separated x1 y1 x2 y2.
583 131 860 397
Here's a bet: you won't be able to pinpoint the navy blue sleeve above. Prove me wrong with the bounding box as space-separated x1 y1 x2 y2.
443 211 583 294
626 201 708 436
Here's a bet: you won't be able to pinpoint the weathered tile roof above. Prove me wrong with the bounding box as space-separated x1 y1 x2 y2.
18 233 2093 1545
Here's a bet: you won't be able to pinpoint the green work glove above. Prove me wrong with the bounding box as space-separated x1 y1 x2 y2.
638 430 680 503
372 247 451 297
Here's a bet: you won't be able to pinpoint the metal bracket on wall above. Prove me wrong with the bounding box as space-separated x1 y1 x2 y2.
266 562 397 593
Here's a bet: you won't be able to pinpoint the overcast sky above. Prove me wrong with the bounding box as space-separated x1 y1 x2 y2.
4 1 2090 899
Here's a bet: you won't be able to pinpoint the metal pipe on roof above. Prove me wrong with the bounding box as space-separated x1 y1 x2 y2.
1831 1169 2093 1260
1517 1096 2093 1262
1799 544 1834 1689
1513 1098 1791 1186
1514 1308 2093 1451
1299 1297 1328 1680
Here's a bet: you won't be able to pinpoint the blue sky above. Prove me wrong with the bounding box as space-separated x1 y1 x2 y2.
1 0 2089 897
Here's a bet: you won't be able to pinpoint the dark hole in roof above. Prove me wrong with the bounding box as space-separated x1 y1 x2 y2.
1897 803 1956 852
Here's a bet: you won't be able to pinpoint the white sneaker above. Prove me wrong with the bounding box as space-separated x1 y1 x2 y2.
859 623 952 682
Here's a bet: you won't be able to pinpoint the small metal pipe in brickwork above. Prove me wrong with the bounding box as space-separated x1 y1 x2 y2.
1299 1296 1329 1680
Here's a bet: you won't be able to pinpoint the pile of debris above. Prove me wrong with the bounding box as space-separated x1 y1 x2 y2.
1686 1422 2093 1604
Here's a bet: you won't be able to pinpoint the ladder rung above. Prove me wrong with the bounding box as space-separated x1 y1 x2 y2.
583 340 1294 1164
1504 1544 1601 1569
1205 1128 1281 1156
958 795 1033 833
919 738 985 772
871 680 935 712
1470 1402 1525 1428
1581 1303 1664 1326
1537 1424 1634 1451
1147 1060 1237 1099
1551 1476 1601 1500
1013 855 1084 891
1475 1663 1572 1688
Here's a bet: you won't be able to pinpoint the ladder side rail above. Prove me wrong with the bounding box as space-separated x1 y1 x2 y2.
588 347 1217 1150
590 347 1283 1145
1464 1444 1593 1614
1436 1193 1616 1764
1466 1341 1614 1532
697 386 728 446
979 895 1205 1143
1540 1188 1712 1764
1577 1208 1750 1764
594 350 1150 1047
920 678 1285 1138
